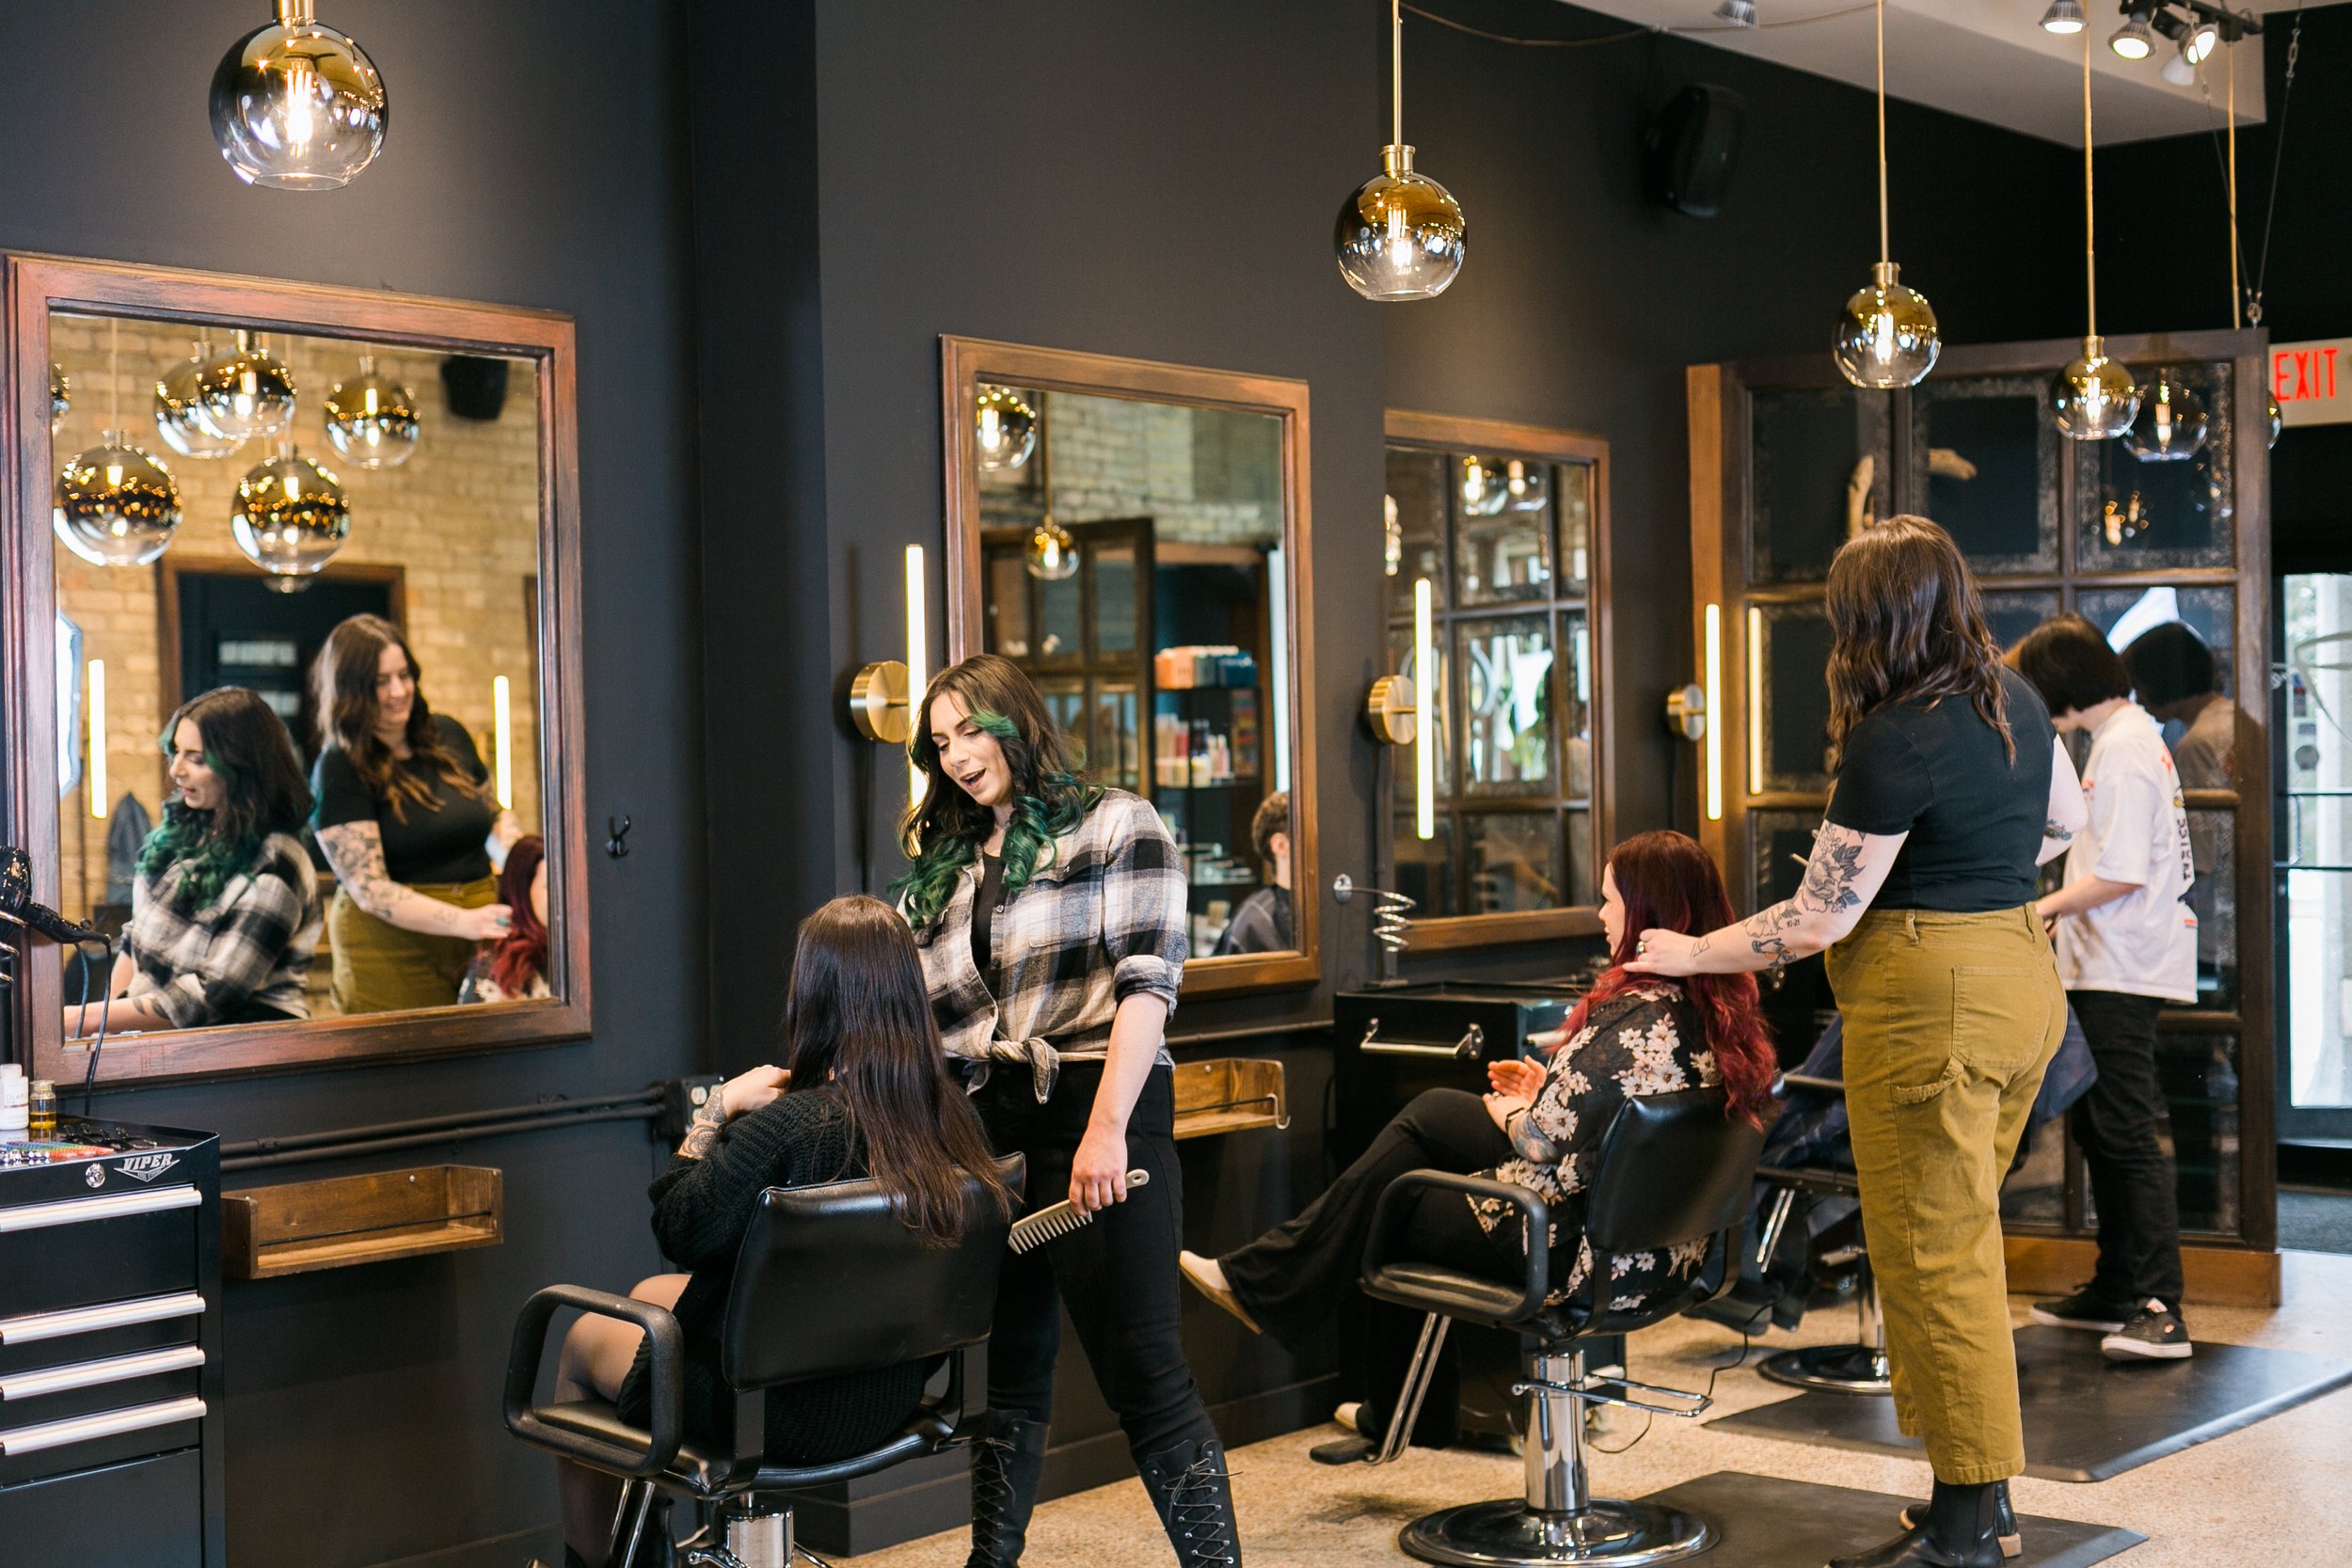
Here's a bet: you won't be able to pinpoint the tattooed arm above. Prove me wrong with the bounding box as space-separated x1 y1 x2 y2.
1625 821 1909 977
315 821 513 942
2040 734 2087 865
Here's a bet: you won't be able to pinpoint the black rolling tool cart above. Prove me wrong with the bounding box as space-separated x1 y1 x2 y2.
0 1119 224 1567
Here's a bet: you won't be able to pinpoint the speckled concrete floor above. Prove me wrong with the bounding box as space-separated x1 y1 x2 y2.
837 1250 2352 1568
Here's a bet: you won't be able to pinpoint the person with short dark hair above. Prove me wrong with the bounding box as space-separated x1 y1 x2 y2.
2010 614 2196 1362
1213 791 1293 955
64 687 321 1035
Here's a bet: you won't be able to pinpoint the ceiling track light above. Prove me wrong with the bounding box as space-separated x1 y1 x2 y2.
2096 3 2259 71
2041 0 2087 34
2109 8 2155 60
1715 0 1758 25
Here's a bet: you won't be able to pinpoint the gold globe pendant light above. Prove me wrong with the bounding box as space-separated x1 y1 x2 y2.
192 332 296 443
1834 0 1939 389
323 356 421 468
1335 0 1466 301
210 0 387 190
2124 369 2209 460
231 448 352 586
56 321 184 567
2052 27 2139 441
154 343 251 460
975 385 1038 471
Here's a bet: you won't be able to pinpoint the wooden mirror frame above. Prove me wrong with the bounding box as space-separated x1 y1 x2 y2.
1381 409 1614 951
940 336 1318 997
4 254 589 1086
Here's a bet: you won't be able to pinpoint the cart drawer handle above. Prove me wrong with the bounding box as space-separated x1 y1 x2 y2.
0 1185 200 1234
0 1395 206 1456
0 1292 205 1345
0 1345 206 1402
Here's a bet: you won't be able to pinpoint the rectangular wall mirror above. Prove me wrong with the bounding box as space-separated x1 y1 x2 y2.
6 256 587 1085
941 337 1316 996
1380 410 1612 950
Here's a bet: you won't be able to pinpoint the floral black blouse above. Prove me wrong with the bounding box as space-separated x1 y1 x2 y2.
1469 981 1723 1310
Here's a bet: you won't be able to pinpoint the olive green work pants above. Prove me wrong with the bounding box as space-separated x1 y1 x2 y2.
1827 904 2064 1484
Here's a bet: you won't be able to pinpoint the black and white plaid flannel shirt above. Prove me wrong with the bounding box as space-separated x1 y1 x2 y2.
907 789 1189 1100
121 831 323 1027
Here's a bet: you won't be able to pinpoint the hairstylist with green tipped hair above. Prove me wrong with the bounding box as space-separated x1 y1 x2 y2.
894 653 1236 1568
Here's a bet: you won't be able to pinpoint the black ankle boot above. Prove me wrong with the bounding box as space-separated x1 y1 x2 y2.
1136 1436 1241 1568
1827 1480 2000 1568
1899 1480 2020 1559
965 1416 1050 1568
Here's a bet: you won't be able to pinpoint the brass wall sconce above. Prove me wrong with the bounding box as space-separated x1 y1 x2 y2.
848 545 930 802
1365 673 1418 747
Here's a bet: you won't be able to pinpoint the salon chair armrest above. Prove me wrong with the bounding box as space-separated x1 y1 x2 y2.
1362 1170 1552 1328
1780 1072 1845 1097
504 1283 686 1479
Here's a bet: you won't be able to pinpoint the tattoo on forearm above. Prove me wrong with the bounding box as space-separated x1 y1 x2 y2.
317 823 404 920
1799 827 1867 913
2043 818 2076 843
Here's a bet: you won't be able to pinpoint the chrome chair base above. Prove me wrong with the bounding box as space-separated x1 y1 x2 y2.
1757 1341 1892 1395
1400 1497 1716 1568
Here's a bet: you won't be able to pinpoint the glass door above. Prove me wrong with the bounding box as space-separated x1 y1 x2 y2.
2279 574 2352 1141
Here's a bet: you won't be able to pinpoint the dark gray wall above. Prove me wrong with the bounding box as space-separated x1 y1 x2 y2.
0 4 706 1564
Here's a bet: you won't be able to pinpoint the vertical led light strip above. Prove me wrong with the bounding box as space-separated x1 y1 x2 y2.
1745 606 1765 797
87 659 107 820
491 675 514 809
1414 577 1436 840
905 544 929 804
1267 546 1291 794
1702 605 1723 822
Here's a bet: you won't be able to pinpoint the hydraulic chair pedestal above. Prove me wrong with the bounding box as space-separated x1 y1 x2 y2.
1758 1246 1893 1396
1396 1346 1715 1568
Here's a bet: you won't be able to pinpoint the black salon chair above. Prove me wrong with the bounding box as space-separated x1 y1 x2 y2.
1752 1072 1891 1396
1359 1086 1765 1567
503 1156 1023 1568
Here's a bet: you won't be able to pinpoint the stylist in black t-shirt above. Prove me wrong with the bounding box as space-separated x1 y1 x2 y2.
1630 517 2086 1568
310 614 515 1015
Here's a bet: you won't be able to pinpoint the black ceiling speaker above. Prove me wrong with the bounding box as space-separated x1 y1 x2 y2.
1644 85 1746 217
440 355 511 421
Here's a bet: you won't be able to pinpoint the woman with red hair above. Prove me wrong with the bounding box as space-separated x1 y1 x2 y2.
459 833 549 1004
1180 831 1773 1445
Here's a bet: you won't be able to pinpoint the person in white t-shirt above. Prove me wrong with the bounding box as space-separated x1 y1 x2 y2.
2010 615 2196 1362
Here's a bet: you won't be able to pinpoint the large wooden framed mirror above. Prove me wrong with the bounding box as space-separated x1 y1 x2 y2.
1379 411 1613 951
5 255 587 1086
941 337 1316 996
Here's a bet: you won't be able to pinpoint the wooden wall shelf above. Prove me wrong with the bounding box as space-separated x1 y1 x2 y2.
1171 1058 1288 1140
223 1165 503 1280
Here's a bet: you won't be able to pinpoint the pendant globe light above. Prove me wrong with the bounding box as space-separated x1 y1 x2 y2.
192 333 296 442
154 344 250 460
2124 370 2209 460
1335 0 1466 301
56 322 184 567
1834 0 1939 389
2052 29 2139 441
231 448 351 584
324 356 421 468
1458 455 1510 516
1018 392 1077 581
210 0 388 190
1504 458 1549 513
975 385 1038 471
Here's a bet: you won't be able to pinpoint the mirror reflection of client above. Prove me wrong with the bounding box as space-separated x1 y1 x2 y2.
1181 832 1773 1458
310 614 514 1015
460 832 549 1004
64 688 322 1036
1212 791 1292 955
546 896 1015 1568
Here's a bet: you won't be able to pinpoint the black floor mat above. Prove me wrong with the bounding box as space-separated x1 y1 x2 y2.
1708 1325 2352 1481
1638 1471 2142 1568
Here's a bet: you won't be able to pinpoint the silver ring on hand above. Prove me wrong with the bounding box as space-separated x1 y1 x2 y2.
1636 938 1649 956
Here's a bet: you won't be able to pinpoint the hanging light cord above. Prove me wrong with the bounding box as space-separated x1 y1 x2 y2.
1397 1 1874 49
2200 6 2298 329
2249 4 2303 326
1874 0 1889 265
2081 26 2098 340
107 317 120 434
1392 0 1405 147
2226 41 2240 329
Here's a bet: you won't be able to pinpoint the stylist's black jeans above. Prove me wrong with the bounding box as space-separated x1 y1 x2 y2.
976 1060 1219 1457
2066 989 2185 1308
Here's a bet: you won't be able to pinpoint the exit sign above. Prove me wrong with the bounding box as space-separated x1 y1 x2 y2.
2275 339 2350 427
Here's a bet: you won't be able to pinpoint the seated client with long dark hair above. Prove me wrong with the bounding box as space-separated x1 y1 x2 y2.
1181 831 1774 1446
547 895 1014 1568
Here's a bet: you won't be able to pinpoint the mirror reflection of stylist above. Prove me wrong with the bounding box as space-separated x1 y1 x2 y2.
310 615 513 1016
894 654 1238 1568
1630 518 2085 1568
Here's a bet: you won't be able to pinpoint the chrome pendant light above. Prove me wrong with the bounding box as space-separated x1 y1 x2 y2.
154 344 250 460
1504 458 1549 513
2053 29 2139 440
56 436 183 567
975 385 1038 471
1335 0 1466 302
2124 370 2209 460
231 448 351 582
211 0 388 190
324 356 421 468
1458 455 1511 517
192 333 296 443
1019 392 1077 581
1834 0 1939 389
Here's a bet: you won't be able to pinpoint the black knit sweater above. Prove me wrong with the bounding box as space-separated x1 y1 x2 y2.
614 1085 937 1463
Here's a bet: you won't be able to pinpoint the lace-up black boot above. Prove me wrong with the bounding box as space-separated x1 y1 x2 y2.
964 1416 1049 1568
1136 1437 1242 1567
1829 1479 2001 1568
